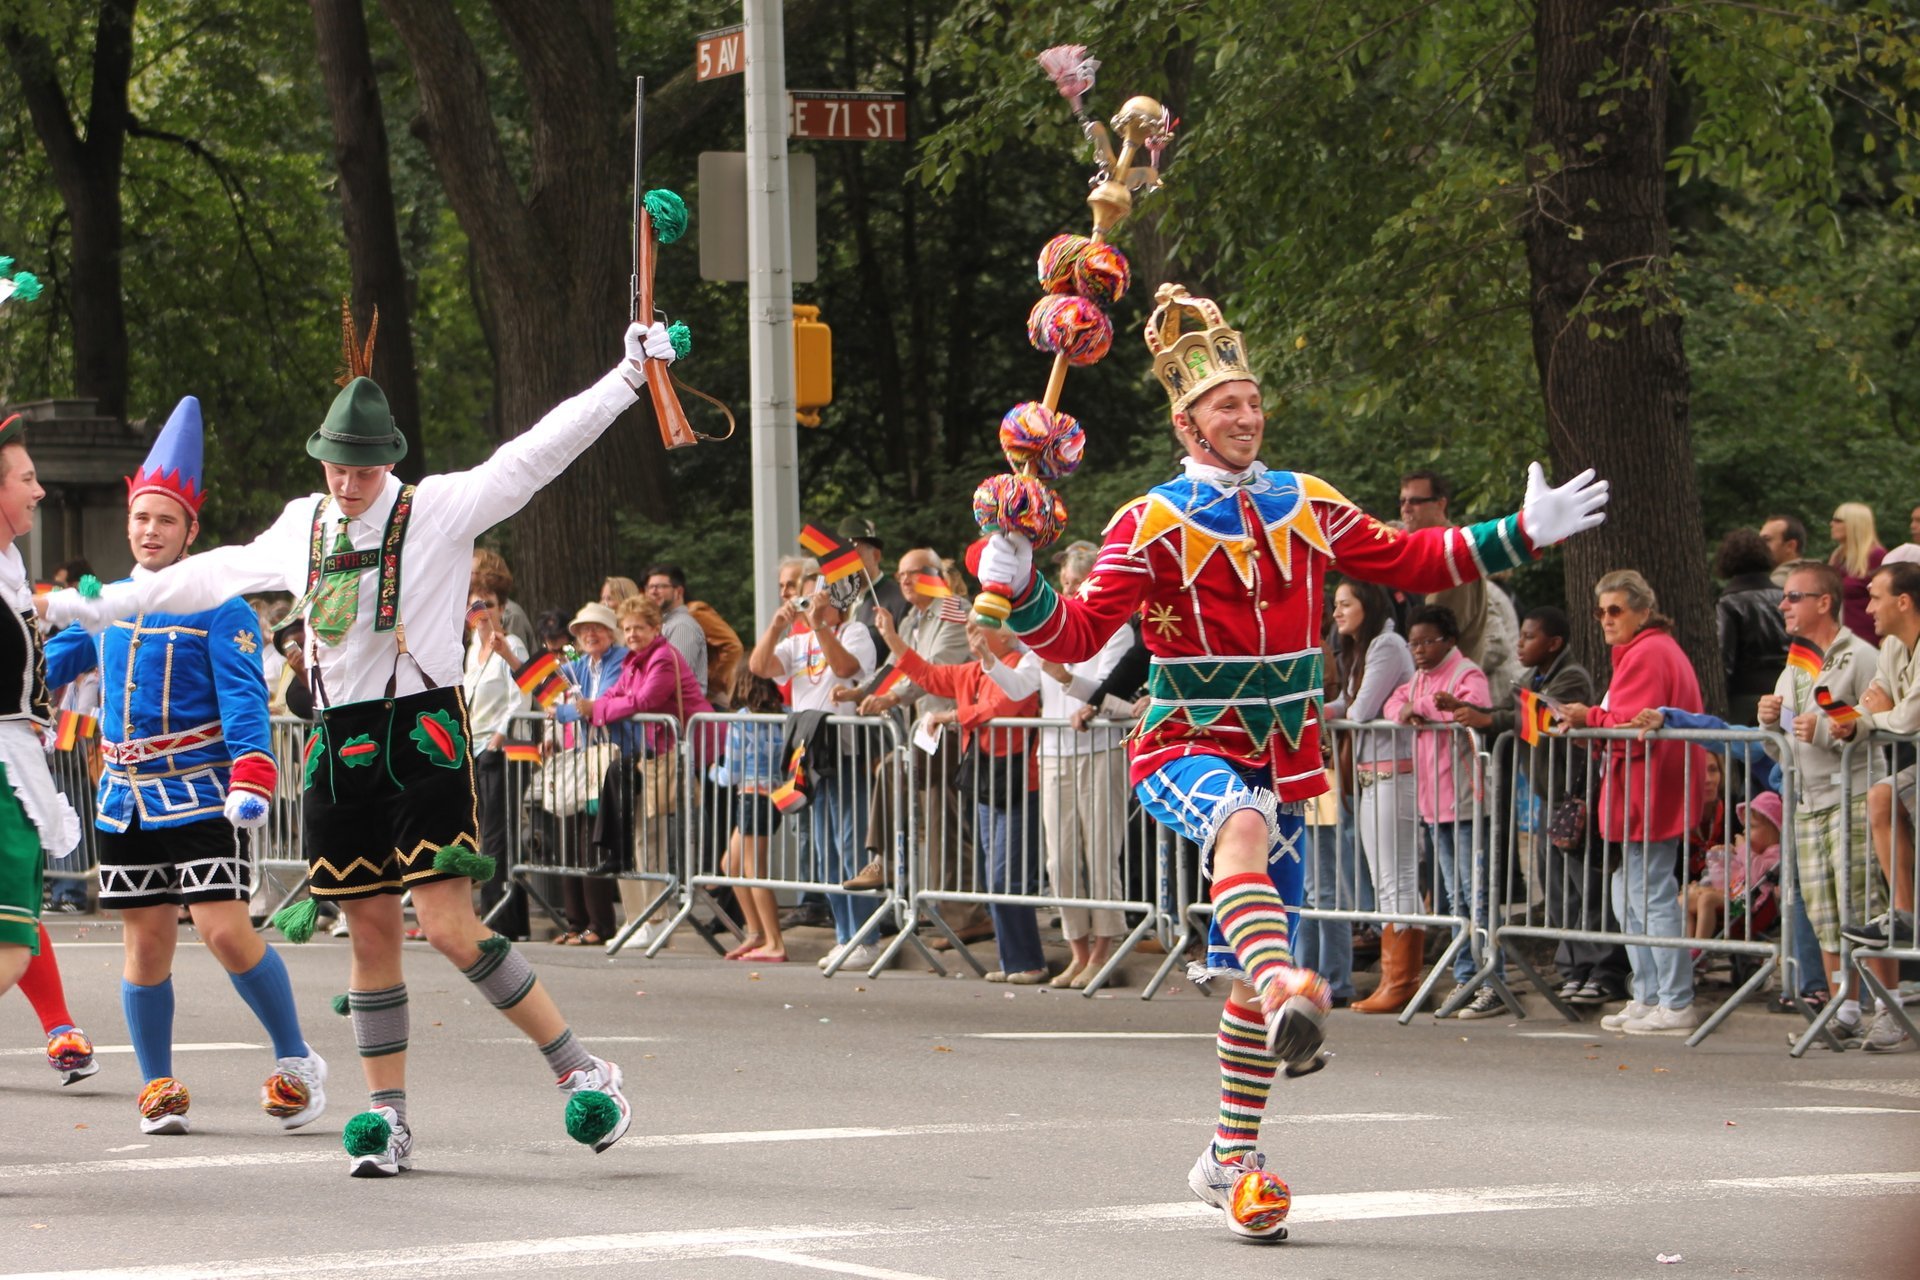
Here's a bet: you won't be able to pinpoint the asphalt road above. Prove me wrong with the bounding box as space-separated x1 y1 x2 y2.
4 918 1918 1280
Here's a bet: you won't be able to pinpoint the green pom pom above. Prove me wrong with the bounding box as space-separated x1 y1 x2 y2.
270 897 318 945
10 273 41 303
330 993 351 1017
565 1090 621 1146
0 258 11 276
341 1110 392 1157
77 574 102 600
666 322 691 361
432 846 495 881
643 189 688 245
476 933 511 957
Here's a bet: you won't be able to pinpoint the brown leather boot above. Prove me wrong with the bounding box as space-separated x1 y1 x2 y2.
1352 925 1426 1014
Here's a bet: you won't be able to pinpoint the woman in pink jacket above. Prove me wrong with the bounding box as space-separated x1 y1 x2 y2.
1383 604 1503 1018
581 596 713 933
1561 569 1707 1036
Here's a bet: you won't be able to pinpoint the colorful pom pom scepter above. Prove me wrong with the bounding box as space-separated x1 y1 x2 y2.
971 53 1174 627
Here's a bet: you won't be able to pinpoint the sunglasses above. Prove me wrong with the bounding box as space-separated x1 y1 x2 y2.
1397 495 1439 508
1781 590 1828 604
1592 604 1635 620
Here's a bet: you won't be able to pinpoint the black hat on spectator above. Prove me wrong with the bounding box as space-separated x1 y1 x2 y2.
837 516 883 551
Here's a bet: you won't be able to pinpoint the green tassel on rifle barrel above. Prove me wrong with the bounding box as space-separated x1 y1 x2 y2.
643 189 688 245
667 322 692 361
10 272 41 302
432 846 495 881
271 898 318 945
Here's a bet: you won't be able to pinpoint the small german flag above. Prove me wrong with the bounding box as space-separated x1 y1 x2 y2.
798 523 840 557
1786 638 1824 681
1516 688 1554 747
53 709 96 752
503 742 542 765
870 665 908 699
771 741 810 812
1813 686 1862 726
912 570 952 598
818 543 865 585
513 651 561 695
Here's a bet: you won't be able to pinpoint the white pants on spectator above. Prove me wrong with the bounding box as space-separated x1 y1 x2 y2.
1357 769 1420 915
1039 749 1128 940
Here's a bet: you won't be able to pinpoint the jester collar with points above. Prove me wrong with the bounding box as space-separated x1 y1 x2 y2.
1124 466 1348 589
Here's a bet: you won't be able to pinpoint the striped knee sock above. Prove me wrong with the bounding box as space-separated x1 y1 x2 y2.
347 984 409 1058
1210 872 1295 995
538 1027 595 1081
461 939 537 1011
1213 999 1277 1163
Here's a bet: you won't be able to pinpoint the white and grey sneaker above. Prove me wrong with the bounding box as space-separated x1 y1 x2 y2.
1789 1014 1865 1049
1188 1147 1287 1242
1431 985 1467 1018
558 1056 632 1154
837 944 880 971
262 1051 328 1131
816 942 848 971
1624 1004 1700 1036
345 1106 413 1178
1455 985 1508 1020
1600 1000 1653 1031
1862 1008 1916 1054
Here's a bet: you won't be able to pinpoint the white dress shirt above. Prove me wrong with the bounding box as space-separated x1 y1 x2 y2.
64 369 640 707
463 632 529 746
985 622 1132 756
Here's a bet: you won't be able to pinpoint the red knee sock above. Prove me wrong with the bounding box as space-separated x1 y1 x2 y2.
19 923 76 1034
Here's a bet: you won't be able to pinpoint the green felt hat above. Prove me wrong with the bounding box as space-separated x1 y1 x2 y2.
308 376 407 466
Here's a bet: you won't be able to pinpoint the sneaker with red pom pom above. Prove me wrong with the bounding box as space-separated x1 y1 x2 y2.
1259 967 1332 1077
46 1026 98 1087
138 1077 191 1136
558 1056 631 1154
261 1051 328 1131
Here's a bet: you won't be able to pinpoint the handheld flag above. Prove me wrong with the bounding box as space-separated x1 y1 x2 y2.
54 710 97 752
1786 638 1824 681
869 665 908 700
1812 686 1862 727
912 571 952 598
818 543 866 585
1516 688 1554 747
798 524 840 558
936 596 970 624
770 740 811 812
512 651 571 710
503 742 542 765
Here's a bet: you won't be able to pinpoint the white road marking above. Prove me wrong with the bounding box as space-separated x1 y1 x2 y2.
104 1144 149 1153
729 1249 949 1280
0 1041 260 1057
1762 1105 1920 1115
1516 1031 1607 1040
964 1031 1213 1040
1786 1077 1920 1099
13 1171 1913 1279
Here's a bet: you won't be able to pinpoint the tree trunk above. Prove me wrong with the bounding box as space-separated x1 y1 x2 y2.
310 0 426 480
1522 1 1723 712
374 0 669 612
1 0 136 424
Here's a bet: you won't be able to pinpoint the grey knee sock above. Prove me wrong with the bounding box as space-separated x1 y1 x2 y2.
461 939 537 1010
348 984 408 1059
538 1027 594 1080
370 1087 408 1128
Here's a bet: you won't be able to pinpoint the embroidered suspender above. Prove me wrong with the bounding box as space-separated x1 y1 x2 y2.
301 486 417 633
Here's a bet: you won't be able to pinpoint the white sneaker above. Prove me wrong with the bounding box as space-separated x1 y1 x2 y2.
1624 1004 1700 1036
1862 1008 1917 1054
558 1056 633 1153
1188 1146 1287 1242
329 917 350 938
262 1051 328 1130
345 1105 413 1177
1600 1000 1653 1031
138 1077 191 1136
837 944 879 971
816 942 848 970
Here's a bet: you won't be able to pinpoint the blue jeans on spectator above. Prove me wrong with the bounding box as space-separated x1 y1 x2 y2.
975 791 1045 974
1294 804 1357 1000
1430 816 1502 985
813 753 873 946
1609 837 1692 1009
1784 891 1827 998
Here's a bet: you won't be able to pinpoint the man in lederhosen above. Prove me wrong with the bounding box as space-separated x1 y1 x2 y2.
48 318 678 1177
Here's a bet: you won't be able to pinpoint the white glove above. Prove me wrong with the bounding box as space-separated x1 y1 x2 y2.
977 532 1034 597
1520 461 1609 548
623 321 677 371
42 586 119 635
223 789 270 830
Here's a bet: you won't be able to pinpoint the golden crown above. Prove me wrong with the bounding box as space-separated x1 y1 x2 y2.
1144 283 1257 416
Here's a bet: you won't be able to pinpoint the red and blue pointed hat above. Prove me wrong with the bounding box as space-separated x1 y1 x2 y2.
128 396 205 515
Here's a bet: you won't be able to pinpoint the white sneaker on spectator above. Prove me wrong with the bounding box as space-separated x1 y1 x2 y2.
838 944 879 971
1862 1008 1916 1054
1431 985 1467 1018
1788 1014 1864 1049
330 917 350 938
816 942 848 971
1624 1004 1699 1036
1455 985 1506 1020
1600 1000 1653 1031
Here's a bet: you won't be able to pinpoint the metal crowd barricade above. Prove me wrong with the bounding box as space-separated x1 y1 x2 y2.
1146 719 1491 1019
252 715 314 917
655 711 917 977
871 714 1160 994
482 711 683 958
1793 730 1920 1056
41 733 101 903
1488 724 1787 1047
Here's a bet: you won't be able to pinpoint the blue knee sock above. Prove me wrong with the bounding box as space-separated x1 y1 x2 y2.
120 978 175 1084
227 947 309 1060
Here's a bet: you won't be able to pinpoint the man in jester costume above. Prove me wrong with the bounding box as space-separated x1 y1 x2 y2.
48 313 680 1176
45 396 325 1136
974 285 1609 1240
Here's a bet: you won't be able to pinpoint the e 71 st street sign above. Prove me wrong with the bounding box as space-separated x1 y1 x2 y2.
696 25 744 81
788 90 906 141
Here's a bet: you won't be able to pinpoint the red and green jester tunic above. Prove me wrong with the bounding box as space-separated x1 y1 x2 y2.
1003 460 1536 803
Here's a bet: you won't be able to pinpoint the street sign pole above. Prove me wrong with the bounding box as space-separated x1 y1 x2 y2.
743 0 798 632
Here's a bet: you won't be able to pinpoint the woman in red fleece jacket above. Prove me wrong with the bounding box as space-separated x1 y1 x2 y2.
1562 570 1707 1036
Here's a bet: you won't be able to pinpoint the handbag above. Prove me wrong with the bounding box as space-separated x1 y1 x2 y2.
539 725 620 818
1547 795 1589 850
